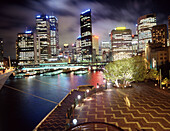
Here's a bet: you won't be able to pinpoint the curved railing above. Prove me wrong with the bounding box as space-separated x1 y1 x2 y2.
66 122 124 131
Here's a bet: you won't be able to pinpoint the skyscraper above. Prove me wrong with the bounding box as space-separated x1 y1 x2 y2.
80 9 92 62
92 35 99 55
16 31 35 65
49 16 59 57
101 41 111 62
0 38 3 62
36 14 50 62
111 27 132 61
137 14 156 52
152 24 167 47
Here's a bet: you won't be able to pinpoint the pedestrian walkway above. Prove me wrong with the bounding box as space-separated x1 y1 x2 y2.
34 83 170 131
34 89 85 131
70 83 170 131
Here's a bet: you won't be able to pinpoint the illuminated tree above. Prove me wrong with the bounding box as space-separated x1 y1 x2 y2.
146 69 158 80
162 77 169 87
156 73 160 84
104 58 133 87
104 56 157 87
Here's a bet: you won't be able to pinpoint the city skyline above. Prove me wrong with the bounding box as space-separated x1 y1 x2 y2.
0 0 169 59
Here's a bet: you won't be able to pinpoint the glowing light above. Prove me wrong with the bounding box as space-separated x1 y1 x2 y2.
46 15 48 19
94 35 99 39
116 27 126 30
73 119 77 125
77 95 81 99
86 89 89 93
64 44 69 46
77 35 81 39
81 9 91 14
25 31 32 34
136 24 138 27
36 15 41 18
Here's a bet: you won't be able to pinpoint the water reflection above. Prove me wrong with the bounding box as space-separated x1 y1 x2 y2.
0 71 104 131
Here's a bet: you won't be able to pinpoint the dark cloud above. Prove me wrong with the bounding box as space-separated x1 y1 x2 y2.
0 0 169 59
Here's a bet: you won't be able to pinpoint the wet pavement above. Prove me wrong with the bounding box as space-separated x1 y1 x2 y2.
35 82 170 131
71 83 170 131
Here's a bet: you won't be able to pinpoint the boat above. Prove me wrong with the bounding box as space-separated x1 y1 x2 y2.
74 70 88 75
43 70 63 76
0 69 14 90
62 68 72 73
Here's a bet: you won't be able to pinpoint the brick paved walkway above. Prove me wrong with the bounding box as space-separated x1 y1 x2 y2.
70 83 170 131
34 90 85 131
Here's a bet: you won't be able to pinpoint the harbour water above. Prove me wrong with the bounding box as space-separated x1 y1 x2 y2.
0 71 104 131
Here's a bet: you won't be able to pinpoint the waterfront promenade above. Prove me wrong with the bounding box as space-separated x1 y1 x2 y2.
35 82 170 131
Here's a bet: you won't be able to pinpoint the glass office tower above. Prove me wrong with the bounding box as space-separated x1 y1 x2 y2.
16 31 35 65
137 14 156 52
36 14 50 62
80 9 93 62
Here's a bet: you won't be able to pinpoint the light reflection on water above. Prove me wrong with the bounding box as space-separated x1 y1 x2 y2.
0 71 104 131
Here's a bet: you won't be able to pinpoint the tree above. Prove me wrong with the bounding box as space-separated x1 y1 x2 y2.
131 56 149 82
162 77 169 87
146 69 158 80
104 56 157 87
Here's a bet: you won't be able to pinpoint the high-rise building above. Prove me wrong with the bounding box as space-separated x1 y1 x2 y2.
72 35 81 62
152 24 167 47
63 44 69 57
0 38 3 62
168 16 170 46
92 35 99 55
80 9 93 62
16 31 35 65
49 16 59 57
137 14 156 52
111 27 132 61
101 41 111 62
132 34 138 55
36 14 50 62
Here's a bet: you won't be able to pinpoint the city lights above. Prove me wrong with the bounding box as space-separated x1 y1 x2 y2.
81 9 91 14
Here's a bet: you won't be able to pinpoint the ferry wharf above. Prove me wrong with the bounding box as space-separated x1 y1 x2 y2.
34 82 170 131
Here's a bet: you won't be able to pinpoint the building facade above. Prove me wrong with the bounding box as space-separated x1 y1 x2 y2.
111 27 132 61
152 24 167 47
92 35 99 55
72 36 81 62
49 16 59 57
137 14 156 52
16 31 35 65
36 14 50 62
132 34 138 55
146 43 169 69
101 41 111 62
80 9 93 62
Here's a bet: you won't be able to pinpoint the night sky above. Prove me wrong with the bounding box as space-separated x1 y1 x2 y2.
0 0 169 59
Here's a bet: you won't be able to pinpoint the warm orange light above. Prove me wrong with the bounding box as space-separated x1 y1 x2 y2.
94 35 99 39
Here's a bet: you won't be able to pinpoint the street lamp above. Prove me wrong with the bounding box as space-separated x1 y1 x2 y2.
97 83 99 88
73 119 77 125
77 95 81 100
103 78 107 89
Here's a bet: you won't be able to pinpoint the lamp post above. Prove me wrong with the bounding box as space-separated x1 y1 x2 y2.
103 78 107 89
97 83 99 88
160 69 162 89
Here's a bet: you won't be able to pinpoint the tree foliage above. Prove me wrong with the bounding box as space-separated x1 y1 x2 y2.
104 56 158 86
